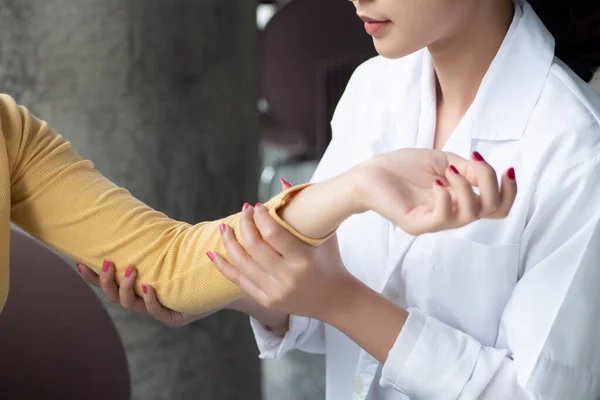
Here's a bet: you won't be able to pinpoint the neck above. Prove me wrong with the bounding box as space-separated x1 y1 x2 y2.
429 0 514 116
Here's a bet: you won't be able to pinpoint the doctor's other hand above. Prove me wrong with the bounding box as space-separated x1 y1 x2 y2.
346 149 517 235
76 261 288 331
76 261 223 327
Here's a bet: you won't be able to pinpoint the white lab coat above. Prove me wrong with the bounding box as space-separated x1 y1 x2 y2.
252 1 600 399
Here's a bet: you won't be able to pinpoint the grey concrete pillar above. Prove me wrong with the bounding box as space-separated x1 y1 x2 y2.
0 0 261 399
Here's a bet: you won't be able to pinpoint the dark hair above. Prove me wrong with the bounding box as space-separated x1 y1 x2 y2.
528 0 600 82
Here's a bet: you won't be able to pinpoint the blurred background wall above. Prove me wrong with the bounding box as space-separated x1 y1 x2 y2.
0 1 260 399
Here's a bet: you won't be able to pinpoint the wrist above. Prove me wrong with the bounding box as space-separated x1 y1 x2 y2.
342 164 370 215
279 175 359 238
327 169 366 218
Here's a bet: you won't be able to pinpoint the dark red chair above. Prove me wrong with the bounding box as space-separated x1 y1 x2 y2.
0 228 130 400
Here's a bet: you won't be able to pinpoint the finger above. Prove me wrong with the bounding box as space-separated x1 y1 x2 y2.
430 180 453 230
445 152 471 176
491 168 517 218
209 251 270 306
446 165 480 226
469 152 501 217
99 261 120 303
119 265 138 310
236 205 285 279
281 178 293 190
253 202 311 261
142 285 182 327
219 224 277 291
77 263 100 287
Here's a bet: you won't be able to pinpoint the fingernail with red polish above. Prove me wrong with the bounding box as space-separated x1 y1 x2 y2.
220 223 227 234
255 202 262 208
206 251 215 262
124 265 133 278
281 178 292 187
76 264 83 274
242 203 250 212
142 284 148 294
449 165 459 175
507 168 516 180
102 260 110 273
435 180 444 187
472 151 484 162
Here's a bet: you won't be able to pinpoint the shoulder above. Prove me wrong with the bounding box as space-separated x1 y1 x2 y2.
528 59 600 135
318 54 423 180
521 59 600 182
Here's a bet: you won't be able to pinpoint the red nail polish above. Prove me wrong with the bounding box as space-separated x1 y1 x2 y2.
242 203 250 211
435 180 444 187
102 260 110 273
449 165 459 175
142 284 148 294
220 223 227 234
124 265 133 278
255 202 262 208
206 251 215 262
76 264 83 274
507 168 516 180
472 151 484 162
281 178 292 187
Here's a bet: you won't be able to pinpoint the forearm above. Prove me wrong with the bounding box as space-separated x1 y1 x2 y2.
278 172 359 239
11 153 242 312
320 277 408 363
6 98 304 314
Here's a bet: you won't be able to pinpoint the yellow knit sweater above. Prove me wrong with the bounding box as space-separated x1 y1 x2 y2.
0 94 319 314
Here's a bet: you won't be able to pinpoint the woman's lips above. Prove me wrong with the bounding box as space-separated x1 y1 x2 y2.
360 16 391 36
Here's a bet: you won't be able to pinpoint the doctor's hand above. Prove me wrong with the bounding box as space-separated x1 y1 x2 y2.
347 149 517 235
76 261 222 327
209 203 354 321
77 260 288 330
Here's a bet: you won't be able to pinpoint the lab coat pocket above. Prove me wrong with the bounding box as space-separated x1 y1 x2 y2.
439 238 520 290
406 236 520 345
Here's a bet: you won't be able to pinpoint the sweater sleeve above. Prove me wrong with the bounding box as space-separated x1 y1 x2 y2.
3 94 325 314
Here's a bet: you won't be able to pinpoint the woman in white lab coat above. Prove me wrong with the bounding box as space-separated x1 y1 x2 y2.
82 0 600 398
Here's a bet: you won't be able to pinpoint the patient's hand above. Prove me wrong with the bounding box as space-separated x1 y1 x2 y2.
350 149 518 235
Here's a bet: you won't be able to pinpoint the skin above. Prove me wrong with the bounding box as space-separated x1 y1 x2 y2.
80 0 518 364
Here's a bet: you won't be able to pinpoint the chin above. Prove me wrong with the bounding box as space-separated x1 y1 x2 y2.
373 38 425 60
